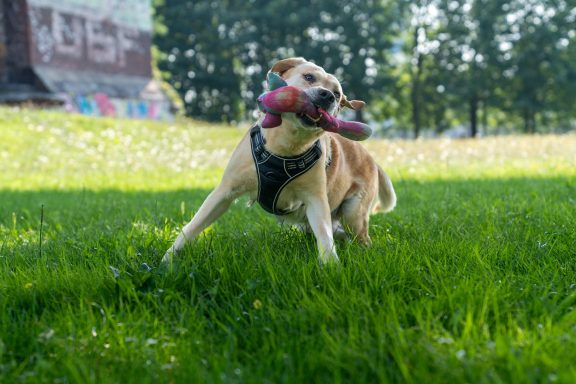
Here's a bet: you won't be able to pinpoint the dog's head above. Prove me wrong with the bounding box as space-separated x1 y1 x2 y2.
268 57 365 129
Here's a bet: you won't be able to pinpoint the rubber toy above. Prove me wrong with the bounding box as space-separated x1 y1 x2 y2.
257 72 372 141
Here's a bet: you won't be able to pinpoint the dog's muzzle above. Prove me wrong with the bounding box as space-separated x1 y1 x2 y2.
308 88 337 114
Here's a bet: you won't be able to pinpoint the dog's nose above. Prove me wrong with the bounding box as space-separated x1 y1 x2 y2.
319 89 335 103
314 88 336 110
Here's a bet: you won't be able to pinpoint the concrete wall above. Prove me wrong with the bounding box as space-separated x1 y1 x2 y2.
26 0 152 77
0 0 34 84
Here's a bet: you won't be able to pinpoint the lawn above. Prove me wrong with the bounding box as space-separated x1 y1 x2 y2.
1 106 575 383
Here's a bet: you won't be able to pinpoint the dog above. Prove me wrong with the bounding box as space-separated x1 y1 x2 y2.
162 57 396 264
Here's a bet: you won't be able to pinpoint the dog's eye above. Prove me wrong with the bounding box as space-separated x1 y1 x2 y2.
333 91 341 99
303 74 316 83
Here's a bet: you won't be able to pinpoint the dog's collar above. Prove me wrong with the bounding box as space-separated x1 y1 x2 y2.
250 125 322 215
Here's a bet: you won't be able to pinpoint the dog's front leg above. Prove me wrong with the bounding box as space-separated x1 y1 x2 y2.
305 195 338 264
162 184 239 265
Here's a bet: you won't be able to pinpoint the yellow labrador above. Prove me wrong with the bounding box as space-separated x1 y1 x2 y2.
163 57 396 264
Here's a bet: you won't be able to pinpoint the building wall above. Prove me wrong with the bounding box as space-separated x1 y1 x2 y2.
0 0 171 120
1 0 34 84
26 0 152 77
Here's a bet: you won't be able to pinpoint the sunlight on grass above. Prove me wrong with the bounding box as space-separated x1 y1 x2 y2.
0 107 244 190
366 134 576 180
1 106 574 192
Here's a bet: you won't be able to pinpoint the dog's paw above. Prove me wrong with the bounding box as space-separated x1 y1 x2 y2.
158 248 178 274
161 250 173 265
318 251 339 265
333 227 351 243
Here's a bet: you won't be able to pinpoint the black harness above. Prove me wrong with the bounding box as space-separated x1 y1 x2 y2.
250 125 322 215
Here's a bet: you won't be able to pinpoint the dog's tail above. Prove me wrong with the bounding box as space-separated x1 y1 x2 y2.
373 166 396 213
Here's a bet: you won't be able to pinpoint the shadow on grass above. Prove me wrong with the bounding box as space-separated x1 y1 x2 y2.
1 176 574 275
1 175 574 291
1 175 574 263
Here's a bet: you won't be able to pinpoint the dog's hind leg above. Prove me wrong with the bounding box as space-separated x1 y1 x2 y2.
340 184 378 246
332 220 350 242
162 184 241 265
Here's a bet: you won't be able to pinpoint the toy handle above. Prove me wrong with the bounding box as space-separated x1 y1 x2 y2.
317 109 372 141
258 86 373 141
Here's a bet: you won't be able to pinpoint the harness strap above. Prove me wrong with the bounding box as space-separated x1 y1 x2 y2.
250 125 322 215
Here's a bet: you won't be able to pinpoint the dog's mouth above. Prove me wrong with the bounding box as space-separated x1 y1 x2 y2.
296 112 321 127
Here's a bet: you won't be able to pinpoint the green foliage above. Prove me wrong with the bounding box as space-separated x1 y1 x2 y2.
392 0 576 137
506 0 576 133
153 0 576 136
153 0 400 123
1 107 576 382
153 0 245 123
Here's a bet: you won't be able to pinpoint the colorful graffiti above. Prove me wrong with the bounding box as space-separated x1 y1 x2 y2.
64 93 171 120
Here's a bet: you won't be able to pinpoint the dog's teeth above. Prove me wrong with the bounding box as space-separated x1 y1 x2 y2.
306 114 320 123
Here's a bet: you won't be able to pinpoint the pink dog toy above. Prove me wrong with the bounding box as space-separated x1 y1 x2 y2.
257 73 372 141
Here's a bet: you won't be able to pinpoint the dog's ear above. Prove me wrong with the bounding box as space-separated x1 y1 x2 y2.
340 95 366 110
269 57 307 77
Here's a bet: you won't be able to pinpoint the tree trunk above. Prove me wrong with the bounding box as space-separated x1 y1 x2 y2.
469 93 478 137
355 108 364 123
411 76 421 139
523 108 536 134
411 27 423 139
481 100 488 136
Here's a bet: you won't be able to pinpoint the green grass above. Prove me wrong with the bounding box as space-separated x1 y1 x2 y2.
1 106 576 383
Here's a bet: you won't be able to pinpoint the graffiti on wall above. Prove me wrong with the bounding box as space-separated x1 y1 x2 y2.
63 93 171 121
0 0 171 120
26 0 151 77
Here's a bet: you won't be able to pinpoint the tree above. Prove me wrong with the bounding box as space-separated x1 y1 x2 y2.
428 0 509 137
506 0 576 133
154 0 399 123
403 0 438 138
153 0 576 134
229 0 400 122
154 0 243 123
